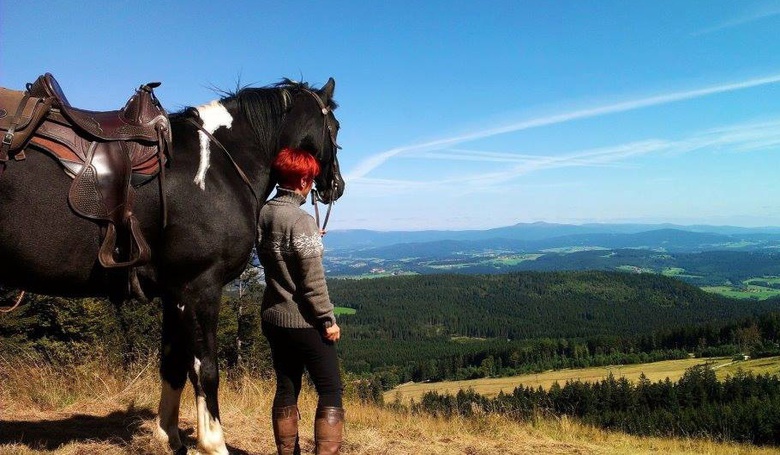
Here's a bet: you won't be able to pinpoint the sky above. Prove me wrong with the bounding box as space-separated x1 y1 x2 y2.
2 1 779 231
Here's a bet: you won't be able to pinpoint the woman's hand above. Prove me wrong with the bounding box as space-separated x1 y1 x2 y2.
324 322 341 342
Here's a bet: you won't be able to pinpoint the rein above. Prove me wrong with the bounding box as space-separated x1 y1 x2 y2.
185 116 259 204
311 189 334 232
0 291 25 313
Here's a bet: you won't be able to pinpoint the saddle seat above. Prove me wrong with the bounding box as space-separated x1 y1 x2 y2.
29 73 170 168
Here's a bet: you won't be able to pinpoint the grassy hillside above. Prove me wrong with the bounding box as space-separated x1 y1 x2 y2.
1 355 778 455
385 356 780 405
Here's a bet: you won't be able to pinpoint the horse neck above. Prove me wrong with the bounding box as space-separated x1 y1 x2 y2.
169 112 277 200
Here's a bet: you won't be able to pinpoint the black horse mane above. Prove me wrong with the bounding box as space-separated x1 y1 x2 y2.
170 79 337 153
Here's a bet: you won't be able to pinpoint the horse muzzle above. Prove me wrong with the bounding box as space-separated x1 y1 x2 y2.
315 175 345 204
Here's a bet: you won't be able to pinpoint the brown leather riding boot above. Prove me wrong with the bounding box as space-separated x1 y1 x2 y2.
314 406 345 455
272 405 300 455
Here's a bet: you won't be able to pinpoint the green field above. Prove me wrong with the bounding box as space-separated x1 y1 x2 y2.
385 356 780 405
486 253 543 266
616 265 653 273
423 253 544 270
661 267 703 279
746 276 780 285
542 246 609 253
702 276 780 300
334 306 356 315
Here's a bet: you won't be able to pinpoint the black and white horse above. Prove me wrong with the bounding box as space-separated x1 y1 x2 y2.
0 78 344 454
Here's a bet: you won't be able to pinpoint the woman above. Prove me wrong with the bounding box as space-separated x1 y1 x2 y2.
257 147 344 455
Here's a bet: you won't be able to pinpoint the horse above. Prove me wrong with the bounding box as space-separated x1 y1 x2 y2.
0 77 344 454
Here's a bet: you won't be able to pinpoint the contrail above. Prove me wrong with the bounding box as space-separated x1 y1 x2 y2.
347 73 780 180
351 117 780 195
692 7 780 36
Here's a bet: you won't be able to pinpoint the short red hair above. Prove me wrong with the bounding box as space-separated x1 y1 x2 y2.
273 148 321 189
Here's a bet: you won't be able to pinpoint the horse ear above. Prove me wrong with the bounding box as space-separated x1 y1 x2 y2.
320 77 336 101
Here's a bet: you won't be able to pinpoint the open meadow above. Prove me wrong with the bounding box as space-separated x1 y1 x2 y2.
385 356 780 405
2 355 780 455
701 276 780 300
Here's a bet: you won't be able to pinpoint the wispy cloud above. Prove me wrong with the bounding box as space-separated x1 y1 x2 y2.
349 118 780 195
692 6 780 36
346 74 780 180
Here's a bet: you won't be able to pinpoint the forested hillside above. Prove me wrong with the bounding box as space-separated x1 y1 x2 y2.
329 271 780 385
329 271 778 340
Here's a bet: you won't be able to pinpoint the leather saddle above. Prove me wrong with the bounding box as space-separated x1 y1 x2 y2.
0 73 172 269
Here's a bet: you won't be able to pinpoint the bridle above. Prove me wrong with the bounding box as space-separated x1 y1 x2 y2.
298 88 341 232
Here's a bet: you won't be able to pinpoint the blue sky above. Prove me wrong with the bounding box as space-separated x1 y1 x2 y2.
2 1 779 230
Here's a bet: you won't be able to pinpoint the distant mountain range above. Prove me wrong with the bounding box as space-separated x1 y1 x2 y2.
326 222 780 252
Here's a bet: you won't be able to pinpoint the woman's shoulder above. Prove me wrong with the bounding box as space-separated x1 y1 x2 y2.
261 204 316 232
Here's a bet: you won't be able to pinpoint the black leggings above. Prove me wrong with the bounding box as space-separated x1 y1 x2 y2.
262 321 343 408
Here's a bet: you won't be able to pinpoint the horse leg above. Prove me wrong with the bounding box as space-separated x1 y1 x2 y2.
188 287 228 455
155 295 192 453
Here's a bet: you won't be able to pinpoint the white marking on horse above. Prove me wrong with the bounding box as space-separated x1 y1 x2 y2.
191 356 228 454
196 394 228 454
193 100 233 190
155 380 184 451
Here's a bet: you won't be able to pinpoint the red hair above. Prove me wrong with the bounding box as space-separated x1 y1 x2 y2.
273 148 321 189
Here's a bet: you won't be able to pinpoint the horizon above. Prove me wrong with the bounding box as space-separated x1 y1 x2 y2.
2 1 779 231
327 219 780 233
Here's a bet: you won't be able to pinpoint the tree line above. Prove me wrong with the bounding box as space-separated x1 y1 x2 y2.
410 364 780 446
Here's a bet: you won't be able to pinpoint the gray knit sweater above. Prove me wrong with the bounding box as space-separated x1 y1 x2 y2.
256 187 336 329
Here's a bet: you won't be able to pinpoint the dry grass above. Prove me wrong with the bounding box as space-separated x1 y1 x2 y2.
717 356 780 377
385 357 780 405
1 354 779 455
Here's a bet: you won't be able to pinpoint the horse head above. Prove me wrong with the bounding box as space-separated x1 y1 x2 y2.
278 78 345 204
